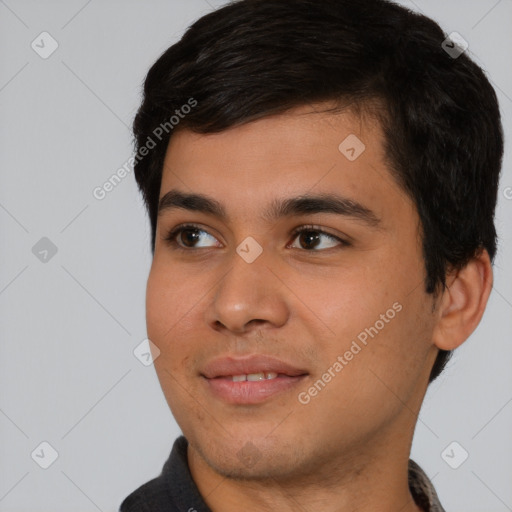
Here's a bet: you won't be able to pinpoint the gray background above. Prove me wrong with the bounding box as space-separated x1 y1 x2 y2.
0 0 511 510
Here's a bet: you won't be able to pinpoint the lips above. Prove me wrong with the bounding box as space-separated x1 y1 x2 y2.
201 354 308 405
201 354 308 379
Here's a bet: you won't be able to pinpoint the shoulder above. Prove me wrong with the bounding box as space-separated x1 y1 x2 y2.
118 436 195 512
408 459 446 512
119 472 177 512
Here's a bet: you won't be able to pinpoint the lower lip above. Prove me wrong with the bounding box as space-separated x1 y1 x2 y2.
203 375 307 404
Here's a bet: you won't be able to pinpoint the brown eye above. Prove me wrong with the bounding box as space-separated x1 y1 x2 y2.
289 227 347 251
297 230 322 250
177 228 201 247
164 225 219 249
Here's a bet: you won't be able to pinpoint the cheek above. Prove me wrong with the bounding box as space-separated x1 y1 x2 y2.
310 267 392 343
146 268 199 415
146 262 195 338
145 268 168 342
314 264 432 396
352 295 434 406
146 265 193 368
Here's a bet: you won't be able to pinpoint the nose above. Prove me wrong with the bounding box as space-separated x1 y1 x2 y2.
204 252 290 336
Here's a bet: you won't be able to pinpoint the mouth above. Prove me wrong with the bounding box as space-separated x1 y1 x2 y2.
201 355 309 405
223 372 282 381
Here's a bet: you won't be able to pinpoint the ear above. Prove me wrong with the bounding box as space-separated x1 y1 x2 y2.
432 248 493 351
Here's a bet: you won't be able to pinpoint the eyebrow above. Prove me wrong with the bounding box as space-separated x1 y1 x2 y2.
157 189 381 227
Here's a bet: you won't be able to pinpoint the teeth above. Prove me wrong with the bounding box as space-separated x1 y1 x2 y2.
231 372 279 382
247 372 265 381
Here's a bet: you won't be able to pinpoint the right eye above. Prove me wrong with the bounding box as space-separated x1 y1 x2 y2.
164 224 221 250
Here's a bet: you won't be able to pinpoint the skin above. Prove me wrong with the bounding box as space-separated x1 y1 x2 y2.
146 102 493 512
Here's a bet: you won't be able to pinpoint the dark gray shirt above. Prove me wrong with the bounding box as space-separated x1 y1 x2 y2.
119 436 445 512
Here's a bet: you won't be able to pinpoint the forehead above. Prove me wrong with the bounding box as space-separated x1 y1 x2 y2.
159 103 412 226
165 102 383 166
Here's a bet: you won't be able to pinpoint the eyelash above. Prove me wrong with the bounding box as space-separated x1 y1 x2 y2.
163 223 350 252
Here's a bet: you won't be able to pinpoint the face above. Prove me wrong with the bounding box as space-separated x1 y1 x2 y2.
146 103 440 482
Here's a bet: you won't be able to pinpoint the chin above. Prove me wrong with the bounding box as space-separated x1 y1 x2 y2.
190 430 311 481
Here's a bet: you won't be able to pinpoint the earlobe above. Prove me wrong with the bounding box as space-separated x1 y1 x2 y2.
432 248 493 351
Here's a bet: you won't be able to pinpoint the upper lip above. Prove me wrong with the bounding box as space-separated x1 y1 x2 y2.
201 355 308 378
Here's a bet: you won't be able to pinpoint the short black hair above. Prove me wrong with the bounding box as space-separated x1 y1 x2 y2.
132 0 503 383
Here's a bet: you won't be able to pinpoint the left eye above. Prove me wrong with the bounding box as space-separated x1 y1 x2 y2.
289 228 345 251
164 224 348 251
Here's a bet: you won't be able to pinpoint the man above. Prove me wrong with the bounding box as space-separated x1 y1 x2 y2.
120 0 503 510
